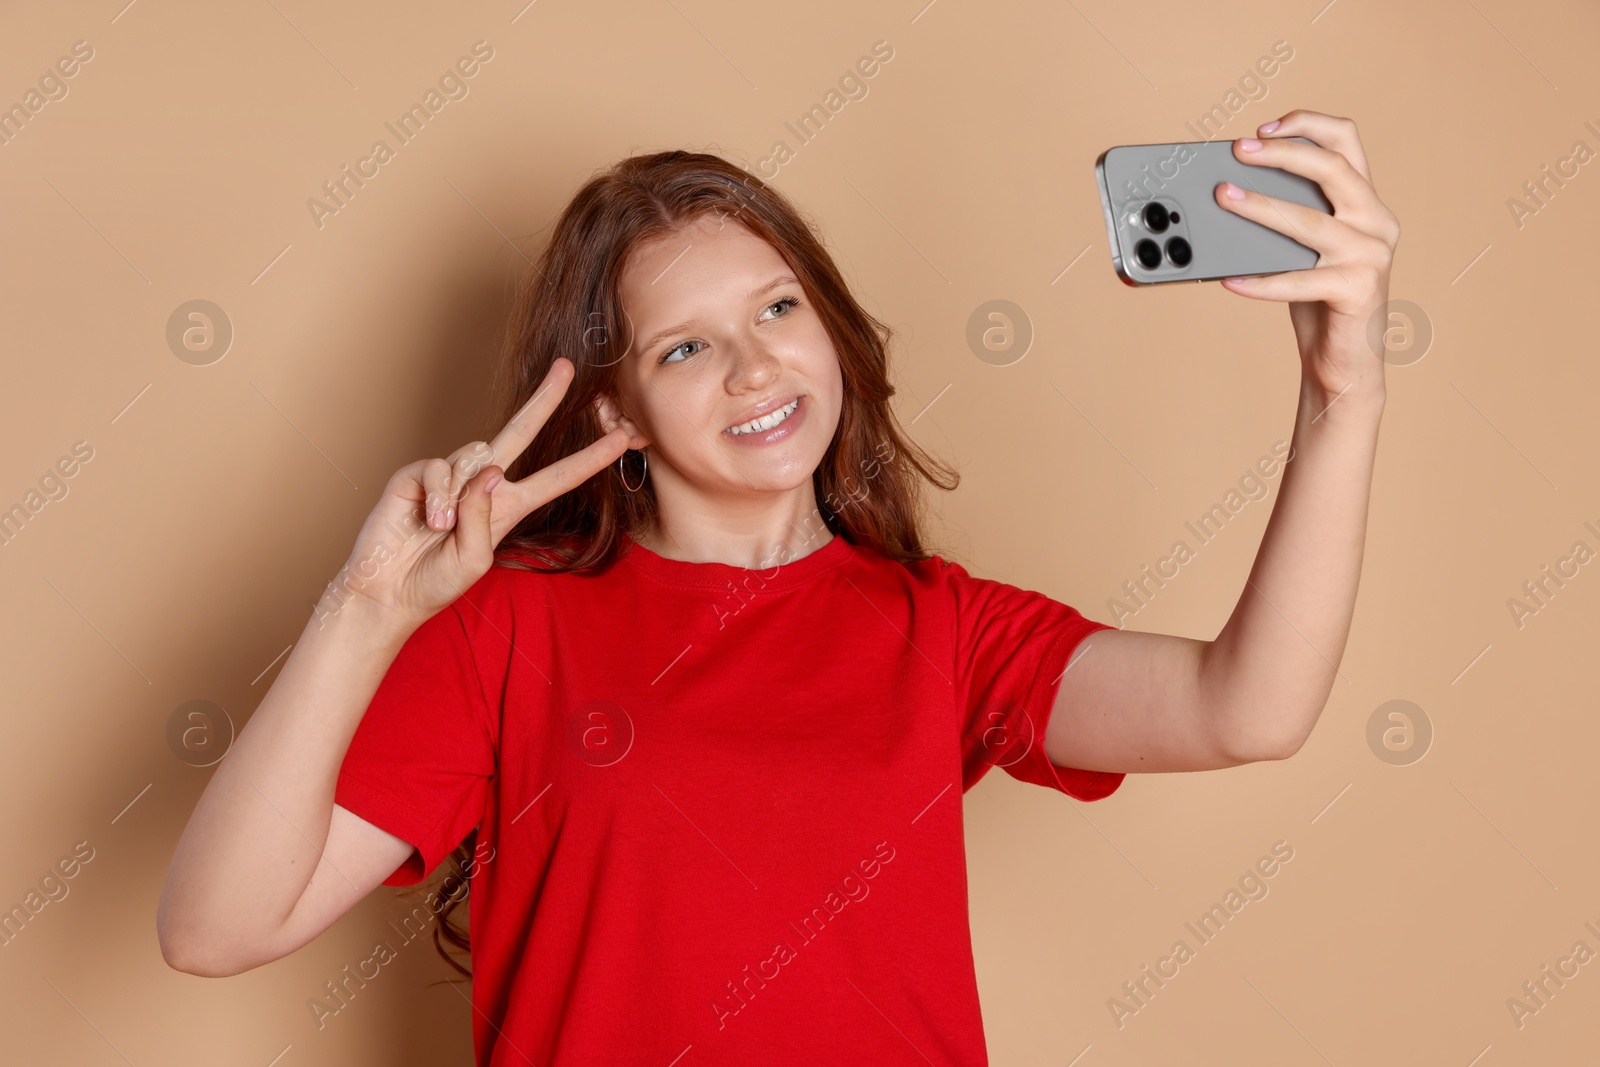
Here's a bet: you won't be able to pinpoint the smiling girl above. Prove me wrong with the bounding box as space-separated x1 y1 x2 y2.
159 109 1396 1065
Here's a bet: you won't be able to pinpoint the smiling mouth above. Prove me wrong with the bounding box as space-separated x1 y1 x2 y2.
726 396 802 436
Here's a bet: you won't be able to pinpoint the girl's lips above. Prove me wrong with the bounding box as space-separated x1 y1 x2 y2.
723 393 801 434
724 394 806 446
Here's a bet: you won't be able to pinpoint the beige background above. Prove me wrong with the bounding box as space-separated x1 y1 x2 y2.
2 0 1597 1062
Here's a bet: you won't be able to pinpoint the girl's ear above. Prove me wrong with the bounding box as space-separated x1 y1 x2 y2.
592 394 651 450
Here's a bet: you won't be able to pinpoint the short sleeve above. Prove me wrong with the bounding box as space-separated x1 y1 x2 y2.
334 603 497 886
948 561 1125 801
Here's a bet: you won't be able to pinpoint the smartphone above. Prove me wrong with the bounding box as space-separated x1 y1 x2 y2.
1094 137 1333 286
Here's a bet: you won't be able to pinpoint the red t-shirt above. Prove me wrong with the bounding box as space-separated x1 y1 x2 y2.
333 530 1123 1065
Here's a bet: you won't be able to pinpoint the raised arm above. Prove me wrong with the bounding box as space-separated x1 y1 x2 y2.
1046 110 1397 773
158 357 634 975
157 596 423 977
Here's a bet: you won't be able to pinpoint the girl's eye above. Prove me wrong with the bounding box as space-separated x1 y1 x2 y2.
659 339 703 364
657 297 801 365
761 296 800 320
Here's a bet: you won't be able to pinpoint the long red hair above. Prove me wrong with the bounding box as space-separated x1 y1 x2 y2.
423 149 959 979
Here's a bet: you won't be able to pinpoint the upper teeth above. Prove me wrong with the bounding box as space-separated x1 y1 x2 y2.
729 398 799 435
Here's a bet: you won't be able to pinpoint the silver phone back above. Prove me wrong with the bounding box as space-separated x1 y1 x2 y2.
1095 137 1332 285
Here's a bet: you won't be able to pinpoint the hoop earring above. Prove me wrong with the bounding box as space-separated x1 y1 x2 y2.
620 448 647 492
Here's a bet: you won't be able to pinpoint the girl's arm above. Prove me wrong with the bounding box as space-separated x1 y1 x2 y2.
157 599 421 976
159 357 632 974
1046 110 1398 772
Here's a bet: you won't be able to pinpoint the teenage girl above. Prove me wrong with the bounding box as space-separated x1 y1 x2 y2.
158 109 1396 1065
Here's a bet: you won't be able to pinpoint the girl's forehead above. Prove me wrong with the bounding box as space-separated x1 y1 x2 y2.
628 215 757 266
620 221 784 301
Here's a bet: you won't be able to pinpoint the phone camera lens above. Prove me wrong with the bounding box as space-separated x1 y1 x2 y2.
1165 237 1193 268
1142 202 1170 233
1134 239 1162 270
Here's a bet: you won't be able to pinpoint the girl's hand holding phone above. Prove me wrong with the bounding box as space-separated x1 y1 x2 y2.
1217 109 1401 407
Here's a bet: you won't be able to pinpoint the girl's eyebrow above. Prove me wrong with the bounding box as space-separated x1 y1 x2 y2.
747 273 798 301
637 274 801 353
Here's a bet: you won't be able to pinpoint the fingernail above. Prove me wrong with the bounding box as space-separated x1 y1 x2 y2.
445 506 455 527
1260 119 1281 134
485 472 503 494
1223 181 1246 201
1239 137 1262 153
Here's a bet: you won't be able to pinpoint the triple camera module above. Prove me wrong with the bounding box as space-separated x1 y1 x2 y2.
1129 200 1192 272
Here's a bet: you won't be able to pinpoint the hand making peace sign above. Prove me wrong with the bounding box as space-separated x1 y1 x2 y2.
334 357 636 630
1215 109 1401 407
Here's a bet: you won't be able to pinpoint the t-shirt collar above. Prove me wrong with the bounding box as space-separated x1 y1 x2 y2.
618 529 854 589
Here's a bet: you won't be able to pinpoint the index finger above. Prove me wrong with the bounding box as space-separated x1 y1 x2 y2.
487 356 577 473
1231 134 1383 221
487 426 631 548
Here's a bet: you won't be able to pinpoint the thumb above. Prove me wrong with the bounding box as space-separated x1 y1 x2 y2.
453 464 504 570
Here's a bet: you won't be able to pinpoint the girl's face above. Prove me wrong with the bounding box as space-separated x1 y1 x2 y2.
596 214 844 525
